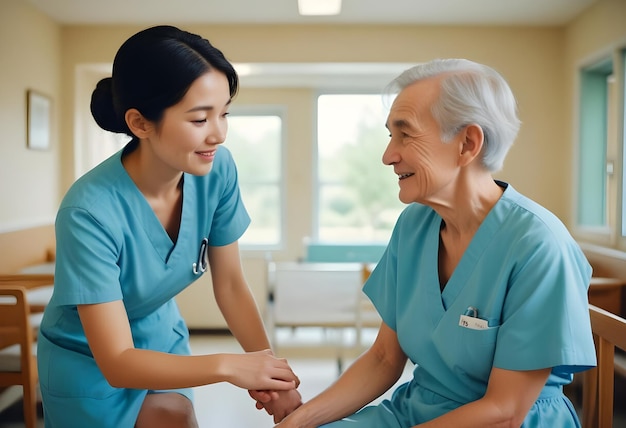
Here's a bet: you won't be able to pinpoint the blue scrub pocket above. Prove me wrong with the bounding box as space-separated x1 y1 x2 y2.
443 324 500 381
40 338 120 400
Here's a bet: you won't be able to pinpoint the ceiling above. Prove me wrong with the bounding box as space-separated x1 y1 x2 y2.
24 0 600 90
27 0 598 26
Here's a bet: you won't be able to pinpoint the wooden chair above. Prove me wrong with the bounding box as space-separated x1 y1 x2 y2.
354 263 381 348
0 286 39 428
0 273 53 427
582 304 626 428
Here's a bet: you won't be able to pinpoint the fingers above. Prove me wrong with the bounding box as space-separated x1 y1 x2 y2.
265 379 297 391
271 366 300 385
262 354 300 386
249 390 273 403
229 351 300 391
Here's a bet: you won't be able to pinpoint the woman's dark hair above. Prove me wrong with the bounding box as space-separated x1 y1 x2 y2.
90 25 238 136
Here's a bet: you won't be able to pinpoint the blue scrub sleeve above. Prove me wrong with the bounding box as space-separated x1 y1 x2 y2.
493 237 596 374
363 221 403 331
54 207 123 305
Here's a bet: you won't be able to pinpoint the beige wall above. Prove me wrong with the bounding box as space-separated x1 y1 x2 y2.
1 0 625 258
58 24 566 259
0 0 61 231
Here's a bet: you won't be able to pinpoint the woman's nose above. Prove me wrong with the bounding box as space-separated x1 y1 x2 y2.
206 120 227 145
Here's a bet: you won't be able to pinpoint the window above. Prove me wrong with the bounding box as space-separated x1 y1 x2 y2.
577 59 613 232
80 107 283 248
226 113 283 247
316 94 404 242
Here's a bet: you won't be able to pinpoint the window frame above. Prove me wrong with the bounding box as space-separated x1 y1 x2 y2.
228 105 287 252
575 59 613 235
573 49 626 250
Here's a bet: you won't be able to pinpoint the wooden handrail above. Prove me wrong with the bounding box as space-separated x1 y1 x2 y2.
582 304 626 428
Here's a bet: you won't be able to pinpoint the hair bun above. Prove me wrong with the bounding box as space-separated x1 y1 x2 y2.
90 77 126 133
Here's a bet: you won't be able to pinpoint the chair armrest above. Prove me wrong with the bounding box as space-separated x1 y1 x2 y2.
0 286 32 350
0 274 54 313
0 274 54 289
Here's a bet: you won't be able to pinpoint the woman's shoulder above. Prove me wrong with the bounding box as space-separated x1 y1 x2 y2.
59 151 129 214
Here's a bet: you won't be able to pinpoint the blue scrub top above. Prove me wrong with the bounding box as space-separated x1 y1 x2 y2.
324 181 596 428
37 143 250 427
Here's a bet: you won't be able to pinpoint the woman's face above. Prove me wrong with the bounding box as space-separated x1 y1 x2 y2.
382 77 462 205
147 70 231 176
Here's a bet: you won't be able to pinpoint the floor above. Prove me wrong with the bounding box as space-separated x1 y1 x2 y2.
1 330 625 427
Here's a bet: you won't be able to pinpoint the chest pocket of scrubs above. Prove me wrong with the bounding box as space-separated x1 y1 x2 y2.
438 323 500 381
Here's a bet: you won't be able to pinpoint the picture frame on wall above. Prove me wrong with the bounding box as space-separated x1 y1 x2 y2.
26 89 52 150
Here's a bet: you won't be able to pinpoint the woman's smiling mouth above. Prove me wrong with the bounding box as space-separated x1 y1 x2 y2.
196 149 216 161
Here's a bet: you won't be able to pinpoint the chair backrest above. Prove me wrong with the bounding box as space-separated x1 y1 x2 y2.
0 286 38 428
0 275 52 428
361 263 372 284
0 273 54 313
0 286 32 354
355 263 381 335
582 304 626 428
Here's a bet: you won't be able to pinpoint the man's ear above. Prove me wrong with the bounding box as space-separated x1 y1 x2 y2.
458 124 484 166
125 109 153 138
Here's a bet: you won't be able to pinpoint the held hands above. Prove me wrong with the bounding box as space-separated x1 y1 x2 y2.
249 388 303 423
225 349 300 391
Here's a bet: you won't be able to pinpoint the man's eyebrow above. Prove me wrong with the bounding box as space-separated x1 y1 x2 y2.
389 118 411 129
185 99 232 113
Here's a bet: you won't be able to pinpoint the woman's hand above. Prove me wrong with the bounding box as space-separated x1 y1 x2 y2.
222 349 300 391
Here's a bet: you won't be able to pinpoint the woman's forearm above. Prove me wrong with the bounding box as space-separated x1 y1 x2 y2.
103 347 298 393
103 349 229 390
214 277 272 351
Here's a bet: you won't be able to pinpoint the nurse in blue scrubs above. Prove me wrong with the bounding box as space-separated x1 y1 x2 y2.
37 25 301 428
276 59 596 428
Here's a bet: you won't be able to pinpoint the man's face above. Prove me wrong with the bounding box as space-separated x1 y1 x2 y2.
383 77 462 205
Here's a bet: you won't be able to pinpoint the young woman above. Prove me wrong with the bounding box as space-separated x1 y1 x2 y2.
37 25 301 428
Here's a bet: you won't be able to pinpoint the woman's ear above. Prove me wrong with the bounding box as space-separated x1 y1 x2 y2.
125 109 153 138
458 124 484 166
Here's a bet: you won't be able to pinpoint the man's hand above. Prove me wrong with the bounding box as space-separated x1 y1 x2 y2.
249 388 303 423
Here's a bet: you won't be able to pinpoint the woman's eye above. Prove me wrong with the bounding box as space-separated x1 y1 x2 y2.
192 119 207 124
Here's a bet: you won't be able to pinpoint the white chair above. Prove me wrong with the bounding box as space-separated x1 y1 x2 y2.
268 262 368 372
